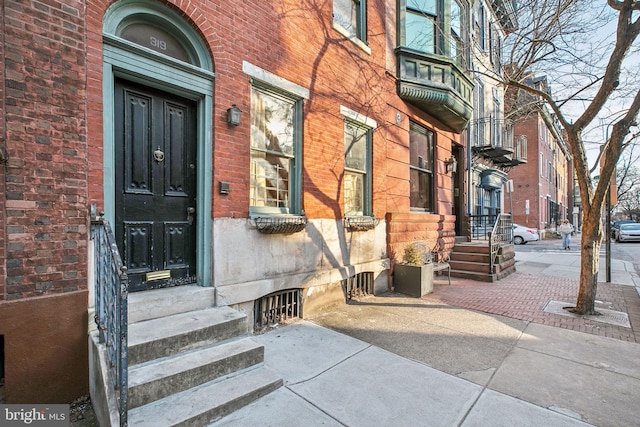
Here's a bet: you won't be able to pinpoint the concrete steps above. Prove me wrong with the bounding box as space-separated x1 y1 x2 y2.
128 307 248 365
126 287 282 426
128 365 282 427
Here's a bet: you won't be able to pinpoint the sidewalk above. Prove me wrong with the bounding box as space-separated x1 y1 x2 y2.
211 243 640 427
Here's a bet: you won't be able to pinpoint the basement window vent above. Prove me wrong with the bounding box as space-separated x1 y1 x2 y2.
254 289 301 331
344 272 374 300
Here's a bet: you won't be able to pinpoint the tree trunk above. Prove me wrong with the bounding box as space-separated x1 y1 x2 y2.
572 207 603 315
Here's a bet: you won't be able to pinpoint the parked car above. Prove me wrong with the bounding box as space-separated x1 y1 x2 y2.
512 224 540 244
616 223 640 242
611 220 635 239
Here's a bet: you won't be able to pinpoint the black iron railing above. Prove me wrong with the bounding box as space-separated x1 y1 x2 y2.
489 214 513 273
91 210 128 426
471 117 514 151
470 213 500 240
470 213 513 272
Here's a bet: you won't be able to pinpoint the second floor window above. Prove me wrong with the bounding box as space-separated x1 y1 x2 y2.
250 84 302 216
450 0 463 63
403 0 467 65
406 0 437 54
409 122 434 211
334 0 367 43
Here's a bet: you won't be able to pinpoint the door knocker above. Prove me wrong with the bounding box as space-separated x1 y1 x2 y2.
154 146 165 163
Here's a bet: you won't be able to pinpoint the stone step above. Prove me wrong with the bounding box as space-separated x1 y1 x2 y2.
128 307 247 365
450 251 491 263
452 243 491 254
450 269 497 282
128 285 216 324
449 260 492 274
128 366 283 427
128 338 264 409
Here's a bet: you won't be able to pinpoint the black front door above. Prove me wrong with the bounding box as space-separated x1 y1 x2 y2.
115 79 197 292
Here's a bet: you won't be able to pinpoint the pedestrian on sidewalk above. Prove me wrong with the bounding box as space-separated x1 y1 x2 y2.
558 219 574 250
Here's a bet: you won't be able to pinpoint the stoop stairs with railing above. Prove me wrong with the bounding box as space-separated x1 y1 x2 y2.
448 214 517 282
90 211 282 426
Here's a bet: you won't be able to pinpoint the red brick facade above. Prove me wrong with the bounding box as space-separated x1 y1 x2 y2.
1 0 462 403
0 0 89 403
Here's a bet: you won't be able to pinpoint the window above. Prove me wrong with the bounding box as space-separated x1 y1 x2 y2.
406 0 437 54
344 120 372 216
250 84 302 216
474 2 485 50
493 91 501 147
450 0 463 64
490 23 502 72
403 0 467 64
539 153 544 177
334 0 367 43
410 122 434 211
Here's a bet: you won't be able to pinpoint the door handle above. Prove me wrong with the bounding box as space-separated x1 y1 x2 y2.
187 207 196 225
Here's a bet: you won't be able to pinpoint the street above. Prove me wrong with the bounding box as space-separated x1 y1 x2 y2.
514 233 640 278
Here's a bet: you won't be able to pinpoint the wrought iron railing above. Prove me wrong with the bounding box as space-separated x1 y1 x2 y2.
471 117 514 152
470 213 513 272
91 210 129 426
489 214 513 273
470 213 500 240
514 135 528 162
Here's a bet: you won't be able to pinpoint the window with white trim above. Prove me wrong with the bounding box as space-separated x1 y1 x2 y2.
250 83 303 216
344 120 373 216
334 0 367 43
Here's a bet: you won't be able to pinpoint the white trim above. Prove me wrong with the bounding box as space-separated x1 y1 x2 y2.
331 21 372 55
242 61 310 99
340 105 378 128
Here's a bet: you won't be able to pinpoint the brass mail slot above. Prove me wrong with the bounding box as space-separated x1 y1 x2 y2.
146 270 171 281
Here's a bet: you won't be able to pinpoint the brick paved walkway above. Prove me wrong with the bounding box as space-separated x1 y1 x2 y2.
425 273 640 343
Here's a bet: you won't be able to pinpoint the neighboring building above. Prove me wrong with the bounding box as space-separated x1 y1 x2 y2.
0 0 492 404
466 0 523 234
506 76 572 236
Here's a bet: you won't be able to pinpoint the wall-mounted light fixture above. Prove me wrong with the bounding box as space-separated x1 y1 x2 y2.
227 104 242 126
445 156 457 174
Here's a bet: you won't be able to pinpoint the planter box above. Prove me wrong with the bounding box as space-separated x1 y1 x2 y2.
393 263 434 297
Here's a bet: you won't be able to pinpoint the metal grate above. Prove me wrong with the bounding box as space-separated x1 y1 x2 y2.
254 216 307 234
254 289 301 330
344 272 374 300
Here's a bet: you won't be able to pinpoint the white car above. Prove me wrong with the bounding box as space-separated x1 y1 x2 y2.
616 223 640 242
512 224 540 244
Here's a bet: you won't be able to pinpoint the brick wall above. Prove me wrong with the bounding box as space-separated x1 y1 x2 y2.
0 0 6 300
0 0 89 403
2 0 87 300
510 115 542 228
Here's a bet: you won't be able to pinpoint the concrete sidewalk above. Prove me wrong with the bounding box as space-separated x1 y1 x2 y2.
211 243 640 427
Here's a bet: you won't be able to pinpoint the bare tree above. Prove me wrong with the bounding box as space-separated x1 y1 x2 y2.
496 0 640 315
